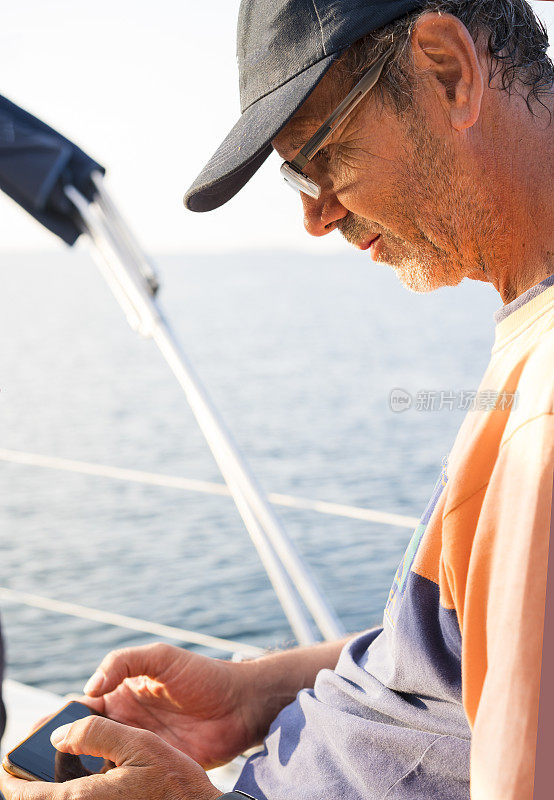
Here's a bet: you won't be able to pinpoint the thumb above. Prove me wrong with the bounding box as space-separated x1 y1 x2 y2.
50 715 154 767
83 642 180 697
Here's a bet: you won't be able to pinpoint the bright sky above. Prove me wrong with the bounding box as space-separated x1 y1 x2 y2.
0 0 552 253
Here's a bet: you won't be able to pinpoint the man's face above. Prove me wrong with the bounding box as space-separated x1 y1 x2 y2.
272 61 502 293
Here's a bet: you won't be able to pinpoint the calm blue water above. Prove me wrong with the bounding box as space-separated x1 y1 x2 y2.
0 249 499 693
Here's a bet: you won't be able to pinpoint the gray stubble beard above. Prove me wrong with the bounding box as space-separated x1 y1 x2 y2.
340 108 506 294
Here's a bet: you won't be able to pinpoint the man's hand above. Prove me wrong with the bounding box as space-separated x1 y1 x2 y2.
79 642 259 769
79 636 354 769
0 715 222 800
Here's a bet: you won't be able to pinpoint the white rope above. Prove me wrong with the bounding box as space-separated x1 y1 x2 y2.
0 588 263 657
269 492 418 529
0 448 419 529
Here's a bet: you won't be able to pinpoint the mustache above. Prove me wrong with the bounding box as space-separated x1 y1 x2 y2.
335 213 379 246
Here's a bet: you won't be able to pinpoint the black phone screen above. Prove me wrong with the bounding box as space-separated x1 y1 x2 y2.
7 701 114 782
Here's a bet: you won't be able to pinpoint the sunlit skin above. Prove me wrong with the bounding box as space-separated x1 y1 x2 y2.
273 13 554 302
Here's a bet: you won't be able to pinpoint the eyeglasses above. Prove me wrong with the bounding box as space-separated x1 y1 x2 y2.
280 48 392 199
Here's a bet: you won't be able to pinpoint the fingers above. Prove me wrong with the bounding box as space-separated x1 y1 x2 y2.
1 765 109 800
83 643 180 697
50 715 155 767
0 769 60 800
75 694 106 715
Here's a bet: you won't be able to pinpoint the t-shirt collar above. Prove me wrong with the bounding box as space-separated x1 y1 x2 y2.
494 273 554 324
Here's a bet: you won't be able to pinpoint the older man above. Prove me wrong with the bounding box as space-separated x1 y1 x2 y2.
1 1 553 800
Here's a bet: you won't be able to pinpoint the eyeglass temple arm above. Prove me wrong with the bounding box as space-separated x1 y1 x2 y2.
293 49 391 169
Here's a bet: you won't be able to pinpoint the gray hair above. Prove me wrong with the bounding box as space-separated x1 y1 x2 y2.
338 0 554 117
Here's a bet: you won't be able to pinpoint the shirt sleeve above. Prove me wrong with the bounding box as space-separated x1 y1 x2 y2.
461 412 554 800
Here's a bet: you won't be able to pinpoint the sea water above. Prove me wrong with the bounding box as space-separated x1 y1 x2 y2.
0 249 499 693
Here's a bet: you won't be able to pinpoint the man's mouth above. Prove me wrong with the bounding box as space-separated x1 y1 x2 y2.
358 234 381 251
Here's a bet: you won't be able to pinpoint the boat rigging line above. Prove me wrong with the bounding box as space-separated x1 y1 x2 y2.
0 588 263 657
0 449 419 530
64 177 343 646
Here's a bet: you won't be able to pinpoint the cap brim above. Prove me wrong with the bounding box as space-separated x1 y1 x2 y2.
183 54 338 213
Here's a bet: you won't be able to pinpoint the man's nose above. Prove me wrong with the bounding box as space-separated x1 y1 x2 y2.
301 191 348 237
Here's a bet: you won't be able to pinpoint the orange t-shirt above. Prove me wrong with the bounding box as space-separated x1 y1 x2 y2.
235 277 554 800
444 278 554 798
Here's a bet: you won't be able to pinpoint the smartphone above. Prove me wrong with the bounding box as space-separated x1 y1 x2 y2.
2 700 114 782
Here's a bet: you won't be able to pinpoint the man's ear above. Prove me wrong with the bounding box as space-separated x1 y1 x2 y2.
411 12 484 131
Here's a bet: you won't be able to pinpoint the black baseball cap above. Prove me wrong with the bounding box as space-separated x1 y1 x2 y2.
184 0 423 213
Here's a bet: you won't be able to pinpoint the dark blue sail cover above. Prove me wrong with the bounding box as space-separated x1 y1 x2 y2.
0 94 105 244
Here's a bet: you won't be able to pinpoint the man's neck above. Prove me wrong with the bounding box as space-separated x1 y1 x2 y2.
487 96 554 305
